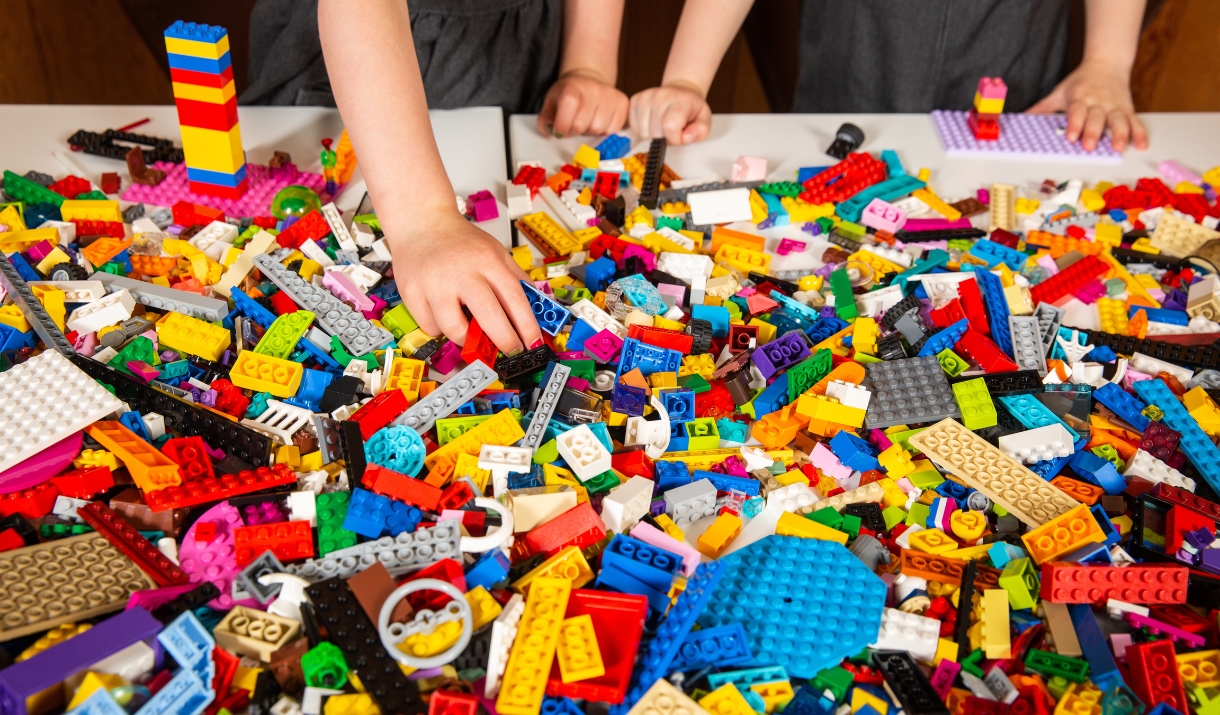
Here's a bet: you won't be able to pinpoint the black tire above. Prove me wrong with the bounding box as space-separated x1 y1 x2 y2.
48 262 88 281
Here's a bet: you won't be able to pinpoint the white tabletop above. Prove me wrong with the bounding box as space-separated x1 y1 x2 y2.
510 112 1220 201
511 112 1220 332
0 105 512 247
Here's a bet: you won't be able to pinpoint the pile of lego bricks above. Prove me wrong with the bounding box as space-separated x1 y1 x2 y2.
5 129 1220 715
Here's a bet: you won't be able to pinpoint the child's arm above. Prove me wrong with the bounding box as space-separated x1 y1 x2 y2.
318 0 542 355
1028 0 1148 151
628 0 754 144
536 0 630 138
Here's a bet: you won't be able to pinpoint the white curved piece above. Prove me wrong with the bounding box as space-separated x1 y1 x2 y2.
460 497 515 553
379 578 472 670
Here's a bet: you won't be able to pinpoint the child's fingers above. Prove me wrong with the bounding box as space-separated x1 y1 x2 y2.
1080 105 1107 151
661 103 691 144
683 104 712 143
463 281 524 354
1130 114 1149 150
629 97 655 139
430 293 471 346
568 97 599 136
491 272 544 349
537 90 560 136
589 96 625 136
1107 109 1132 151
1065 100 1089 143
550 91 582 138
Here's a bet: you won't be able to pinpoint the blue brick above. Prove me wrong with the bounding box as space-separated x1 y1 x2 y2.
829 431 880 471
916 318 969 357
520 280 571 335
584 256 617 293
997 393 1080 440
656 459 692 490
119 411 153 442
594 134 631 160
1068 451 1127 495
693 470 761 496
341 488 421 538
836 175 926 222
1130 306 1189 326
600 534 683 590
1068 603 1120 691
230 288 277 328
1092 383 1150 431
752 373 789 418
691 304 731 338
595 563 671 612
465 548 510 591
670 622 753 671
616 337 682 378
1133 378 1220 494
973 266 1012 355
662 389 696 422
968 239 1028 272
807 316 849 344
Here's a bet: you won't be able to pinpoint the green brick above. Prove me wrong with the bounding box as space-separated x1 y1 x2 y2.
787 348 833 401
812 666 854 702
685 418 720 450
839 513 861 539
1024 649 1090 683
316 491 358 555
906 502 930 527
937 348 969 377
998 557 1040 610
4 170 64 206
253 310 315 360
830 268 857 321
302 642 349 688
952 377 997 430
381 303 418 339
583 469 620 494
806 507 844 530
881 506 908 531
678 374 711 393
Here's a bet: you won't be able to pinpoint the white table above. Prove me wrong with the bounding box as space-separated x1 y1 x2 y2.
0 105 512 247
510 112 1220 203
511 112 1220 332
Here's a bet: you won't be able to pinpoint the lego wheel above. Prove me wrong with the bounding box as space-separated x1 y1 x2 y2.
379 578 473 669
48 262 88 281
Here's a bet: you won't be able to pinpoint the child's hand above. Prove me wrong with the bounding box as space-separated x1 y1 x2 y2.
1027 60 1148 152
537 71 629 138
391 211 543 355
629 82 711 145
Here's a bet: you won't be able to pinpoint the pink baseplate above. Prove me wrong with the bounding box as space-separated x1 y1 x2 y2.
177 500 258 610
120 161 331 219
931 110 1122 162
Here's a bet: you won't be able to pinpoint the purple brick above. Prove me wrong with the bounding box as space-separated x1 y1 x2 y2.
751 331 811 379
0 607 162 715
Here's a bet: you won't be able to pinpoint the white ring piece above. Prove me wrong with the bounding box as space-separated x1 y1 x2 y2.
460 497 514 553
378 578 473 669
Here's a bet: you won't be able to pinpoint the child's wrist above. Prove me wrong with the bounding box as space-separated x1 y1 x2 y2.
660 77 708 99
559 67 614 86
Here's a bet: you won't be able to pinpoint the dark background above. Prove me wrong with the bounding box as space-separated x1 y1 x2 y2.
0 0 1215 112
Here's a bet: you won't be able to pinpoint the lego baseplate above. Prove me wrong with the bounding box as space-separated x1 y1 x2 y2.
930 111 1122 163
120 161 331 219
0 533 157 641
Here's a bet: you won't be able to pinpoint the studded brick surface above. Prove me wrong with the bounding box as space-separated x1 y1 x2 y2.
931 111 1121 163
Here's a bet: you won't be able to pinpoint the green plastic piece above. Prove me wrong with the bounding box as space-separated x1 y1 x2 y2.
1091 444 1124 471
98 262 126 275
353 213 381 232
906 465 944 490
436 410 523 446
812 667 854 702
657 215 684 231
723 300 743 320
316 491 358 555
830 268 857 321
885 428 923 452
534 439 559 465
815 217 835 234
937 348 968 377
107 336 157 376
839 513 861 539
677 374 711 393
881 506 907 531
952 377 998 430
757 181 803 198
381 304 419 340
253 311 315 359
905 502 930 527
76 190 108 201
997 557 1040 610
854 352 881 364
569 288 592 303
962 649 986 677
806 507 844 530
301 642 349 688
4 170 64 206
685 418 720 450
837 220 865 238
787 348 833 401
1023 649 1089 683
583 470 619 494
330 335 380 368
947 238 974 253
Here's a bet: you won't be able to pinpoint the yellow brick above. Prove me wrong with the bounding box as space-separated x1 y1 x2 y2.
172 79 237 104
164 32 231 59
180 124 245 173
157 312 232 362
983 589 1012 659
496 578 571 715
0 227 58 253
34 247 71 276
466 586 503 631
557 614 605 683
60 200 122 223
572 144 600 170
229 351 304 397
775 511 848 544
700 684 755 715
852 687 889 715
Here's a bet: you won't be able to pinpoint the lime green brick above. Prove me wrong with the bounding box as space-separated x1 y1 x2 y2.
882 506 908 531
937 348 968 377
998 557 1040 610
906 502 930 527
952 377 997 430
381 304 419 339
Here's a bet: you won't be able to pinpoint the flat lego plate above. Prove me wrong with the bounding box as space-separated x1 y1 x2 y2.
931 111 1122 163
698 535 886 677
121 161 331 219
0 350 123 475
0 533 156 641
